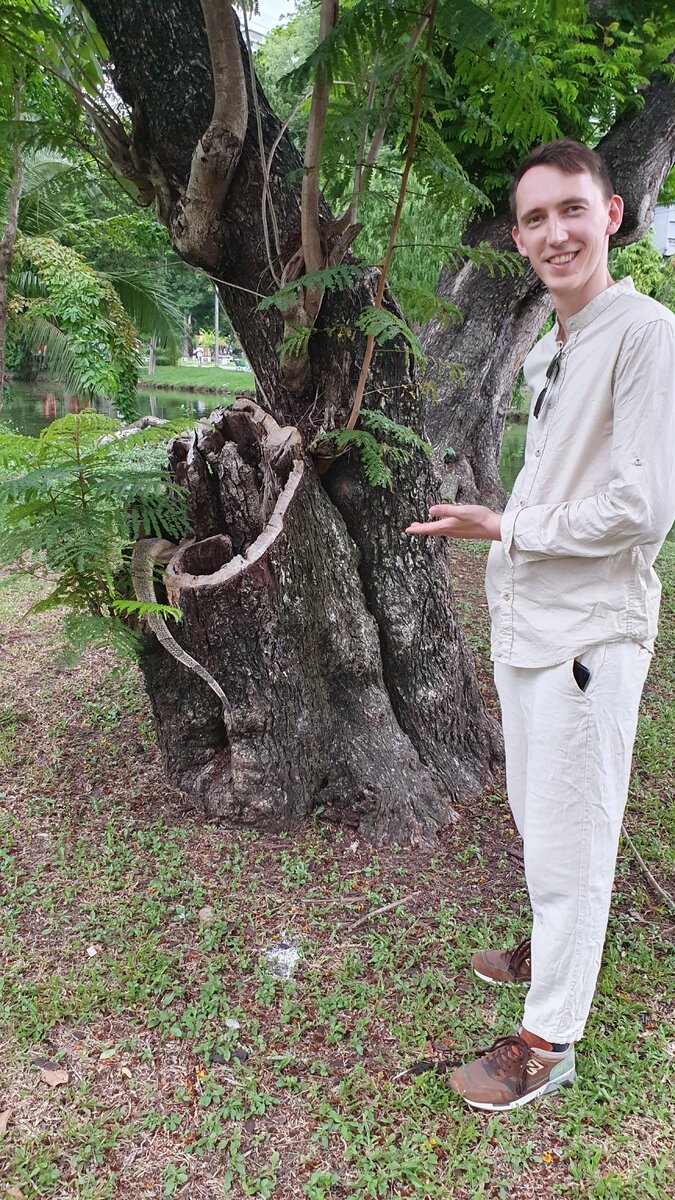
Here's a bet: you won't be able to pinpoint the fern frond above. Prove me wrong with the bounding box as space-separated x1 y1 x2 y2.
391 283 462 327
435 0 533 73
311 408 430 489
0 414 189 657
414 120 488 208
359 409 432 455
0 433 41 469
279 323 314 365
110 598 183 622
258 264 367 312
279 0 405 94
312 427 390 486
38 411 121 453
355 306 422 358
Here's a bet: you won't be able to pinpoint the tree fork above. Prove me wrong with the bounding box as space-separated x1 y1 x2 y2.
83 0 502 843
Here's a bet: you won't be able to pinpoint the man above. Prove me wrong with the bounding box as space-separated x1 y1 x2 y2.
406 139 675 1112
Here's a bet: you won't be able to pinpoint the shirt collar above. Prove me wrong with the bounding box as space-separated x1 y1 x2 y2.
556 276 635 339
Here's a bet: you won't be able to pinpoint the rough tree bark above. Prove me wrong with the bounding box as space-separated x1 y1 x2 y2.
422 51 675 506
143 400 455 842
84 0 501 844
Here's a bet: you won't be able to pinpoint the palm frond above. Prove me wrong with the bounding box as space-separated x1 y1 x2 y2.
104 269 183 352
12 311 91 397
20 151 77 198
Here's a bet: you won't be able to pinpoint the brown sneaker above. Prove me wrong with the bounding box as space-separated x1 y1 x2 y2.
472 938 531 985
447 1034 575 1111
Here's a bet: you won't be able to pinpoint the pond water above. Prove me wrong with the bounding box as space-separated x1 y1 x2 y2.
0 381 232 440
2 380 529 496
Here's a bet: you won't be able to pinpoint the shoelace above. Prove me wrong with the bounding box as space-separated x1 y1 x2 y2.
473 1034 531 1095
507 938 531 978
395 1033 533 1092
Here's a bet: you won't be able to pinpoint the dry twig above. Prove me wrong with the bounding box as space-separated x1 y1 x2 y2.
350 891 421 931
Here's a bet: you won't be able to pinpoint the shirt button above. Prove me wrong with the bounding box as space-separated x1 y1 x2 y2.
502 593 510 602
534 448 542 457
519 499 526 507
632 457 643 466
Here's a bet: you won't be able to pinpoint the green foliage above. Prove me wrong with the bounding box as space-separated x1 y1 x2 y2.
610 234 675 313
312 407 431 489
391 284 461 327
434 0 675 204
659 166 675 207
0 411 188 655
259 0 675 337
10 233 141 418
104 268 183 358
0 1 99 159
279 0 403 96
278 321 313 366
355 305 422 358
258 264 367 312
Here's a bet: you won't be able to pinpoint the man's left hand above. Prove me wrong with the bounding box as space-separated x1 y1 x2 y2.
405 504 502 541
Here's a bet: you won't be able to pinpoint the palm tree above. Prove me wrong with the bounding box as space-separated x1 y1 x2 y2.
2 151 183 417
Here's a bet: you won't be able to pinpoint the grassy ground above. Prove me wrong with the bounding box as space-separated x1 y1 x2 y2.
0 543 673 1200
138 366 255 393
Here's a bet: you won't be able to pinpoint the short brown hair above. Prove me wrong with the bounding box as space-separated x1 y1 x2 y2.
510 139 615 221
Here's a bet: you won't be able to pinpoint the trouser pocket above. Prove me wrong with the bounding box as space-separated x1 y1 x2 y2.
570 643 607 698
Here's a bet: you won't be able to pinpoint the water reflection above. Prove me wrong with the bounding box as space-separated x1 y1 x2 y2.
1 381 232 439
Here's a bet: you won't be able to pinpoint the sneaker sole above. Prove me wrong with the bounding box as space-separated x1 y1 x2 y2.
460 1068 576 1112
472 966 530 986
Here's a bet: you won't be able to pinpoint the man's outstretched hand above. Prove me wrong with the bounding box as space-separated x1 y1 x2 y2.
405 504 502 542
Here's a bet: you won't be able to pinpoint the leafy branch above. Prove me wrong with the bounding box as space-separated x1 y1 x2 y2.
0 412 189 655
311 406 431 489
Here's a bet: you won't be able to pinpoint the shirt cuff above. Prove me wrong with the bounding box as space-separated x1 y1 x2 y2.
500 507 519 565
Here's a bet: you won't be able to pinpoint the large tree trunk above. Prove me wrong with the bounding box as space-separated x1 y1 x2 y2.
422 51 675 505
143 400 455 843
84 0 501 844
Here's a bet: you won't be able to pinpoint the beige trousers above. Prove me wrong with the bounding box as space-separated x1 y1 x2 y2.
494 640 652 1044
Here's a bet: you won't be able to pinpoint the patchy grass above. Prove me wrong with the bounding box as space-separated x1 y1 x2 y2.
0 544 673 1199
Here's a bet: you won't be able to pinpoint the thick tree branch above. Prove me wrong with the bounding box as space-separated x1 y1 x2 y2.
301 0 339 322
600 48 675 244
174 0 248 266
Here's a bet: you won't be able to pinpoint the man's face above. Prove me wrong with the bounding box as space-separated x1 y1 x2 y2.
511 165 623 310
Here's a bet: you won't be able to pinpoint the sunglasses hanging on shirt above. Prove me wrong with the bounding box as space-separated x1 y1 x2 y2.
534 346 563 419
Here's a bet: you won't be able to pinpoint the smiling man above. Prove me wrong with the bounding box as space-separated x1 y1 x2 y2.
406 139 675 1111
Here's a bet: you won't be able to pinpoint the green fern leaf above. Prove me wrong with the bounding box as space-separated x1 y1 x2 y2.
258 264 366 312
356 306 422 358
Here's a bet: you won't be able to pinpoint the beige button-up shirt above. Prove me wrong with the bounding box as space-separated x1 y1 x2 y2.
486 277 675 667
